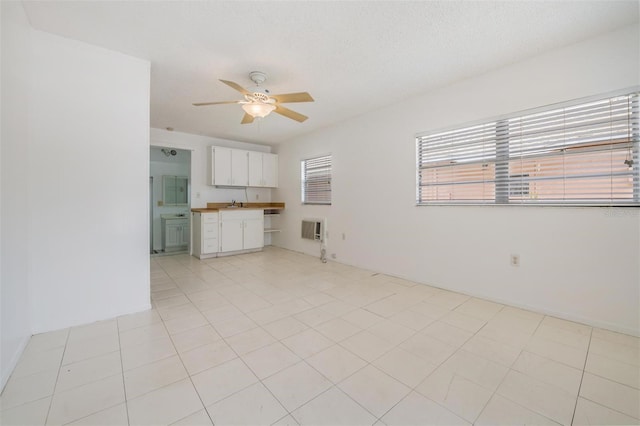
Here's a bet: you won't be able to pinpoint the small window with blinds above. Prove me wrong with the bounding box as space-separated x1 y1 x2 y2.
417 91 639 206
301 155 332 205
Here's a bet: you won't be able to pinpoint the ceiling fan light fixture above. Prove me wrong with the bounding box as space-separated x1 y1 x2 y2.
242 102 276 118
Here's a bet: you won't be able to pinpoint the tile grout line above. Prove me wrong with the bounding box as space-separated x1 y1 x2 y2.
183 276 296 424
157 253 326 424
569 327 593 425
396 307 502 425
311 282 495 423
42 328 71 425
155 258 218 426
472 312 554 425
317 295 488 423
181 255 387 424
115 317 131 426
451 308 510 425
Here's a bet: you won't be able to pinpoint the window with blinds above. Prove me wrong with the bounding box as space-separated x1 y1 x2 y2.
301 155 332 205
417 91 639 206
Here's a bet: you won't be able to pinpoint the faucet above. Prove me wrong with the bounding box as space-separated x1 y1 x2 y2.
231 200 236 206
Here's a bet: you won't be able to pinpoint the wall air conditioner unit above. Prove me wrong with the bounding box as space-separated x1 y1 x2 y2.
301 219 323 241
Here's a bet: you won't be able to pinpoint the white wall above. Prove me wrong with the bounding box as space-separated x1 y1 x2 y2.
0 1 32 389
27 30 151 333
274 25 640 336
150 128 273 208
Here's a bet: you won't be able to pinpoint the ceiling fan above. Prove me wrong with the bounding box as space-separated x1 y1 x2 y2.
193 71 314 124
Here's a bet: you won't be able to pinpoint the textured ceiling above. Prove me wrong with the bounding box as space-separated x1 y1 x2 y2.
22 1 639 145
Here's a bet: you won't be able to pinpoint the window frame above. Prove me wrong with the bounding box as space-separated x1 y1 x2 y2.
301 154 332 205
416 88 640 207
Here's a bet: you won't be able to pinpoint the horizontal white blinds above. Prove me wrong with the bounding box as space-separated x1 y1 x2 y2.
302 155 332 204
417 92 639 205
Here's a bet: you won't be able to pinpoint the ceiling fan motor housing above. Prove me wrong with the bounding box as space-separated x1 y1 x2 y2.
248 92 271 103
249 71 267 85
248 71 271 96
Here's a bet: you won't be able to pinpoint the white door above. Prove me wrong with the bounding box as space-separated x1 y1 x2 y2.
213 147 232 185
243 218 264 250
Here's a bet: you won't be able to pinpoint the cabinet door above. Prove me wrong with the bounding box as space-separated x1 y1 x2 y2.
231 149 249 186
203 223 217 239
243 218 264 250
220 220 244 252
179 222 190 246
213 147 232 185
263 153 278 187
203 238 219 254
248 151 263 187
164 222 181 249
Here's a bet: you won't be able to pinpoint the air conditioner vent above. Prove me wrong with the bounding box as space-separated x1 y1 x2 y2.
301 219 323 241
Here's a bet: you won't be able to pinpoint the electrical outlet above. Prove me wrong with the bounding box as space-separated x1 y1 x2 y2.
331 253 337 259
196 192 201 199
342 233 346 240
255 194 259 200
510 254 520 267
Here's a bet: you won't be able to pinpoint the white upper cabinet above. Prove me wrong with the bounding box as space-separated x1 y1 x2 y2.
231 149 249 186
248 151 278 188
210 146 249 186
263 153 278 187
211 146 231 186
248 151 263 187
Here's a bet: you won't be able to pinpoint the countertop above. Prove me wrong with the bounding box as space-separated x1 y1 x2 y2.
160 214 189 219
191 202 285 214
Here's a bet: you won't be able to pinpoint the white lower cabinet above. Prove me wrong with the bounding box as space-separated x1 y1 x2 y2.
192 209 264 259
243 217 264 250
220 209 264 253
192 212 219 259
162 218 189 252
220 219 244 252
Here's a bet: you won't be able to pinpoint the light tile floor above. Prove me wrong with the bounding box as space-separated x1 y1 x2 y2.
1 247 639 425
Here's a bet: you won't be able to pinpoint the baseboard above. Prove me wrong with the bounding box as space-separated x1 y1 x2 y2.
1 334 31 392
31 303 153 335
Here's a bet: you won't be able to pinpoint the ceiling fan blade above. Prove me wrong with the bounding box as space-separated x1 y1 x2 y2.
271 92 314 103
220 79 250 95
192 101 240 106
241 113 255 124
274 105 308 122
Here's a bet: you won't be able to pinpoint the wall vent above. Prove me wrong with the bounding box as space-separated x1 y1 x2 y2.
301 219 323 241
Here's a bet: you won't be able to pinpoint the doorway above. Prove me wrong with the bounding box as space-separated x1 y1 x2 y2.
150 146 192 255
